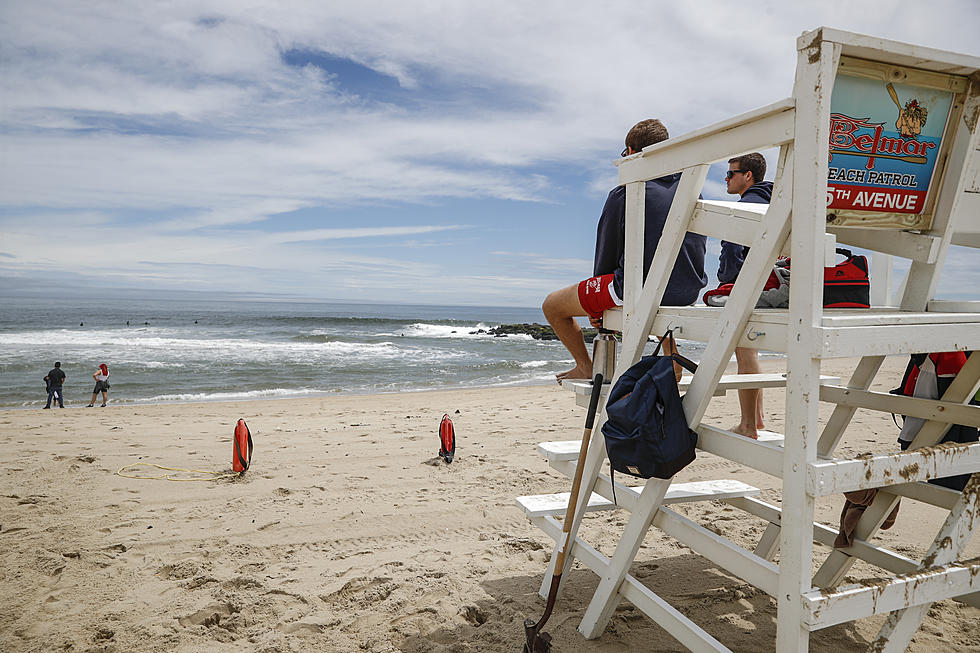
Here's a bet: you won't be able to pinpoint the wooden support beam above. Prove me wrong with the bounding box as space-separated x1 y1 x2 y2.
617 100 795 185
806 441 980 496
697 424 785 478
803 559 980 630
819 384 980 427
817 323 980 358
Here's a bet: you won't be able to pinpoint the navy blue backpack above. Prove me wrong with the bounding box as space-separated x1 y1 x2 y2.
602 332 698 480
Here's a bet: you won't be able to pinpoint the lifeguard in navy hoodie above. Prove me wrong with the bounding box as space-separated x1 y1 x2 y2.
717 180 774 284
593 174 708 307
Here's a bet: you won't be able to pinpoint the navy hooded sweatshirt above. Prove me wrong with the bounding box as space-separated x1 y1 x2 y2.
593 174 707 306
717 181 773 284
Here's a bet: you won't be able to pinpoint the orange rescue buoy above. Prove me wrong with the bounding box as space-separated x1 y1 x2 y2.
233 419 253 473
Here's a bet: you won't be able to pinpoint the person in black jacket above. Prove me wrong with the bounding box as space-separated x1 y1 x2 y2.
43 361 66 409
543 119 707 382
721 153 773 438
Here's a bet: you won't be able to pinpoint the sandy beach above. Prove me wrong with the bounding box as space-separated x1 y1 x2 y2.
1 356 977 652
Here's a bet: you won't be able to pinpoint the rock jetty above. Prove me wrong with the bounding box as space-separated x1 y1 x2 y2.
470 322 598 341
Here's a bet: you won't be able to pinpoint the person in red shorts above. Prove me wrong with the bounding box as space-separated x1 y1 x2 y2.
542 119 707 382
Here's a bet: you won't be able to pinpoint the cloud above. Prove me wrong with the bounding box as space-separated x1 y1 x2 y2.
1 1 978 305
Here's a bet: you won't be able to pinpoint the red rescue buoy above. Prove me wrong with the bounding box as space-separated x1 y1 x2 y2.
439 414 455 463
233 419 253 473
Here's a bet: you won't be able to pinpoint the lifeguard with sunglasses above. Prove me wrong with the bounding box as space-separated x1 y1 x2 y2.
716 152 773 439
542 119 708 383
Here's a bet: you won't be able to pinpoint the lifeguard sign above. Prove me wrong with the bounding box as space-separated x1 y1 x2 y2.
826 57 966 229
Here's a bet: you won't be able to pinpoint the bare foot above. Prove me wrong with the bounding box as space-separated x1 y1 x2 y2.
556 364 592 385
729 423 759 440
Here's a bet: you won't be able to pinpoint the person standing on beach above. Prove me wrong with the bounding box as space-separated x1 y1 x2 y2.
720 153 772 439
43 362 66 409
542 119 707 382
87 363 110 407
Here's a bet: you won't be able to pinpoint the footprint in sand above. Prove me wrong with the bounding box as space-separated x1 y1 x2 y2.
177 602 237 627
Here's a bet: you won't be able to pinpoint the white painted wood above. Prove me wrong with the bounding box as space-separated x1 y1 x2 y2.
819 384 980 427
624 181 645 326
726 495 980 610
811 26 980 74
617 165 709 372
578 479 671 638
888 481 961 510
566 373 842 409
829 227 940 263
696 424 785 478
807 441 980 496
818 322 980 358
515 480 760 518
516 491 617 518
775 31 840 653
803 559 980 630
817 356 886 457
529 513 733 653
869 253 894 306
618 100 796 185
870 474 980 651
928 300 980 312
652 506 780 597
683 149 794 429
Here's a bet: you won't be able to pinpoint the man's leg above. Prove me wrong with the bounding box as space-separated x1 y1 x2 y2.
543 283 593 382
731 347 763 439
44 388 53 409
57 389 64 408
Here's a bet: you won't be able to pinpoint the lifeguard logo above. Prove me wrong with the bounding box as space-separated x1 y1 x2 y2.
829 113 936 170
585 277 603 294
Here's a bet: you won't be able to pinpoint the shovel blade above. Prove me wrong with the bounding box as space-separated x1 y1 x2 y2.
522 619 552 653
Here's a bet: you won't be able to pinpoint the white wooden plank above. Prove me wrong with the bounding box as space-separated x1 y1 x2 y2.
579 479 671 638
652 506 780 597
516 480 761 518
888 481 960 510
567 373 842 409
618 165 709 373
818 322 980 358
870 474 980 651
617 100 796 185
516 491 615 518
928 300 980 312
817 356 886 457
819 385 980 427
828 226 941 263
806 441 980 496
697 424 785 478
803 559 980 630
812 27 980 74
624 181 645 326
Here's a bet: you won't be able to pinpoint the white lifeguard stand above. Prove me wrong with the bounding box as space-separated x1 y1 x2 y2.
516 28 979 652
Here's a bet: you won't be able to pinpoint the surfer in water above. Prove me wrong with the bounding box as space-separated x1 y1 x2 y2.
542 119 707 382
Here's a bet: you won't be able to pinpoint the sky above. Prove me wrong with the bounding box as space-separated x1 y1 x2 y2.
1 1 978 307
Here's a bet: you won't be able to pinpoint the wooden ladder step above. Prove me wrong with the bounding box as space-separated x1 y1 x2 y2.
539 432 784 464
516 479 761 518
565 374 841 408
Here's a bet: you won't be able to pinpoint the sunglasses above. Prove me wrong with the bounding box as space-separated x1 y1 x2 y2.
621 146 630 157
725 169 748 180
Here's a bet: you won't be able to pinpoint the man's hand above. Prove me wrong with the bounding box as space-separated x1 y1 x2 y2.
588 316 602 328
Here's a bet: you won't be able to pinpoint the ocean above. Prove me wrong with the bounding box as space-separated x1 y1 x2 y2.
0 296 578 410
1 295 766 410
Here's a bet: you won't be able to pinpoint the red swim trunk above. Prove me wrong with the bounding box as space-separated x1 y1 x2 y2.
577 274 621 319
